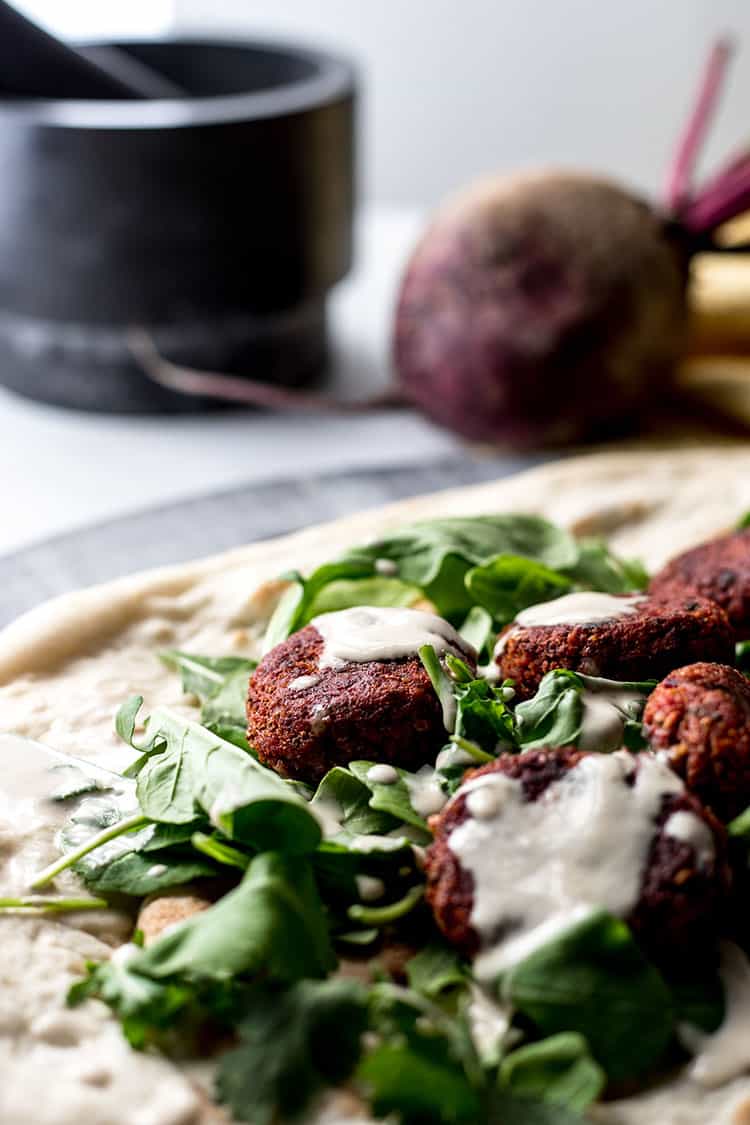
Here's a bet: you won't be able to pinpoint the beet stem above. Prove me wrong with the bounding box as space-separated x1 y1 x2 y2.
126 328 405 413
664 37 734 215
681 155 750 234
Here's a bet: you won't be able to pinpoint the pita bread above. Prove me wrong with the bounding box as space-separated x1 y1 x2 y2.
3 445 750 1125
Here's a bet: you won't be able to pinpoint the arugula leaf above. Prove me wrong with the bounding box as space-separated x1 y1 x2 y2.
515 670 654 753
216 979 368 1125
465 555 571 624
498 1033 605 1112
503 911 674 1082
420 646 517 758
406 942 470 998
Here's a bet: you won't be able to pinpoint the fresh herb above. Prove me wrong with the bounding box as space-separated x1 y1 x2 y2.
498 1032 606 1112
216 978 369 1125
420 646 516 755
514 670 654 753
70 851 336 1045
312 761 431 841
160 651 256 747
737 639 750 672
737 511 750 529
0 895 108 914
465 555 571 624
120 701 321 852
502 911 674 1082
406 942 470 998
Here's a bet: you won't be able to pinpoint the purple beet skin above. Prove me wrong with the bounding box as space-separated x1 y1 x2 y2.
393 172 689 447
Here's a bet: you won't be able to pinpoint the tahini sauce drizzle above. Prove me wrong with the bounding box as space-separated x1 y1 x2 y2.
448 751 683 978
312 606 473 670
686 943 750 1087
494 592 646 658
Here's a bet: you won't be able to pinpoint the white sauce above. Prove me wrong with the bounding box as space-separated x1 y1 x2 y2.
687 943 750 1087
513 592 647 629
366 764 399 785
288 674 320 692
448 751 683 978
665 811 716 871
404 766 447 818
374 558 399 576
435 745 475 771
577 676 648 753
312 606 473 670
146 864 168 879
355 875 385 902
467 985 516 1066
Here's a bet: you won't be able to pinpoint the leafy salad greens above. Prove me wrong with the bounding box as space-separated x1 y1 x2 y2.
30 512 734 1124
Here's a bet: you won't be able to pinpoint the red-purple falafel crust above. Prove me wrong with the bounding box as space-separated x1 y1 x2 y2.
496 594 734 700
644 662 750 822
649 530 750 640
424 748 730 962
246 624 460 786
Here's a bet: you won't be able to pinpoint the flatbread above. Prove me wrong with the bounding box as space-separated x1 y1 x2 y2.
3 445 750 1125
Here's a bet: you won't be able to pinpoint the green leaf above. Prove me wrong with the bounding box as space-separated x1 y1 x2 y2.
515 670 654 753
121 703 321 852
406 942 469 998
486 1091 588 1124
564 539 648 594
160 651 255 701
131 852 335 983
348 761 431 834
357 1040 481 1124
737 511 750 529
216 979 368 1125
498 1033 605 1112
74 847 215 896
729 804 750 838
503 912 674 1082
458 606 496 659
465 555 571 625
672 972 725 1034
736 640 750 673
312 766 398 838
199 666 253 731
115 695 145 745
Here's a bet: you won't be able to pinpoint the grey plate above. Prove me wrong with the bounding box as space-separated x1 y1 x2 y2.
0 453 550 626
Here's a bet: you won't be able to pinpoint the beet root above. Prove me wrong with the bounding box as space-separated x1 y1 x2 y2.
393 171 690 447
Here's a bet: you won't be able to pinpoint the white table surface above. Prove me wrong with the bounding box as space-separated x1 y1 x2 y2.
0 209 467 557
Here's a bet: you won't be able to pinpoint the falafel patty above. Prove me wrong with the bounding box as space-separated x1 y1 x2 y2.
649 528 750 640
424 747 729 967
495 591 734 700
644 662 750 822
246 606 475 786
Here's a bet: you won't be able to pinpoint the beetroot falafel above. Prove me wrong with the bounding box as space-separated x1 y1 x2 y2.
424 747 730 965
644 662 750 821
495 591 734 700
649 528 750 640
246 606 475 786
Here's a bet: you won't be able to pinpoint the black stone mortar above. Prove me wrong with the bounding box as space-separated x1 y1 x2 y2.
0 38 356 412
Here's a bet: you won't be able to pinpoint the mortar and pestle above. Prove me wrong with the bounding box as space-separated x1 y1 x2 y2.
0 2 356 411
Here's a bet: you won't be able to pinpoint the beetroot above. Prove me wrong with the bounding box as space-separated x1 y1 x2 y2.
394 41 750 446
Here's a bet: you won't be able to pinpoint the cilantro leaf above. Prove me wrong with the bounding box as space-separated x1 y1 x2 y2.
216 979 368 1125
